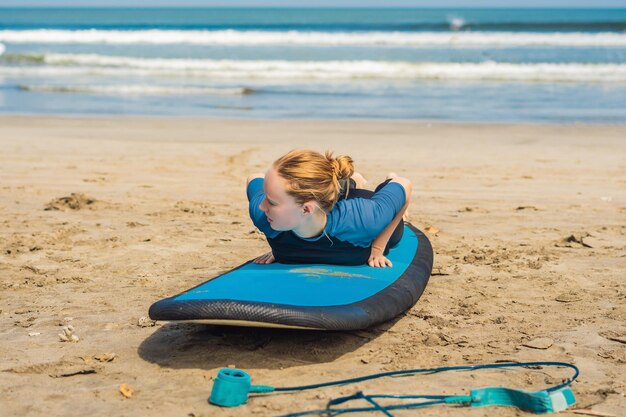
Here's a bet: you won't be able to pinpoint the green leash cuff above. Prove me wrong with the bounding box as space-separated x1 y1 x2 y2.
468 387 576 414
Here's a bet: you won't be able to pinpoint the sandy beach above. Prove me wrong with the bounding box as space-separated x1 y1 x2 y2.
1 116 624 417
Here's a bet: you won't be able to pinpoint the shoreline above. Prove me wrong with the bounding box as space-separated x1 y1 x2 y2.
4 113 626 126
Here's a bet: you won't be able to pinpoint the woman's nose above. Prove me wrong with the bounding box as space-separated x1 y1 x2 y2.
259 198 267 213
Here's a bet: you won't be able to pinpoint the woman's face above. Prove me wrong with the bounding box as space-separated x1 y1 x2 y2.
259 168 306 231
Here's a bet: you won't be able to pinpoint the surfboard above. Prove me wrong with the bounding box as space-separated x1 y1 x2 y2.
149 223 432 330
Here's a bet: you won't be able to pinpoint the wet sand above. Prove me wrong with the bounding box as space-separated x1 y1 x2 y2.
1 116 624 416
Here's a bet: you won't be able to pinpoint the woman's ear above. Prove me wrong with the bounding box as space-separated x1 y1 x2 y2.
302 201 316 216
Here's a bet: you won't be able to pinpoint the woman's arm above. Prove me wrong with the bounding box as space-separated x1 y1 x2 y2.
246 172 276 264
368 173 412 268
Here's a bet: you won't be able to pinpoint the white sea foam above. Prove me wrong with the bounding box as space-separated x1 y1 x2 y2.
448 17 466 31
3 53 624 83
0 43 5 56
1 29 626 47
18 84 252 95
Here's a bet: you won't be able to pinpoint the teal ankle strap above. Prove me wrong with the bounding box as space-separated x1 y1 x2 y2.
444 387 575 414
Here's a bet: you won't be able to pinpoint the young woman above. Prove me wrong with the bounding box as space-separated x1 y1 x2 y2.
246 149 411 267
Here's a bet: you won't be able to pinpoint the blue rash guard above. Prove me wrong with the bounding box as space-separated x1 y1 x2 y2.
247 178 406 265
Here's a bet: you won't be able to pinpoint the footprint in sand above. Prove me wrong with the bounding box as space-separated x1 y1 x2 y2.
221 147 261 181
82 177 108 184
44 193 97 211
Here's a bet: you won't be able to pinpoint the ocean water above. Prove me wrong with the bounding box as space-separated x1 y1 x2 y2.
1 7 625 122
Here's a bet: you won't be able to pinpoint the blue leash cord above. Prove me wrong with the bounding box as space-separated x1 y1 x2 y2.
209 361 579 416
269 361 579 417
272 361 578 393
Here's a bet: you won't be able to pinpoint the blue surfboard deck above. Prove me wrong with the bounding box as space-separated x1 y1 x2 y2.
149 223 433 330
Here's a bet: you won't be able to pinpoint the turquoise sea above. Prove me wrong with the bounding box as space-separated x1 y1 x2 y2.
1 8 625 122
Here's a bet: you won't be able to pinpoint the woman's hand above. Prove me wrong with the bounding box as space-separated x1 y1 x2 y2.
368 245 392 268
351 172 368 189
253 251 275 264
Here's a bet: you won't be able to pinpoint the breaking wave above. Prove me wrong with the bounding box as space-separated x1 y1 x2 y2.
2 53 626 83
1 29 626 47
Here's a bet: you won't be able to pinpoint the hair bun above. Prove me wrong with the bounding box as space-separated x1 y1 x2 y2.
329 159 340 178
329 153 354 181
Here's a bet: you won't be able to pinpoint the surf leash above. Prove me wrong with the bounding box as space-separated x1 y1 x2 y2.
208 361 578 416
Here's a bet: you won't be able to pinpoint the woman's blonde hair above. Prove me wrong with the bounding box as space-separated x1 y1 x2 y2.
273 149 354 213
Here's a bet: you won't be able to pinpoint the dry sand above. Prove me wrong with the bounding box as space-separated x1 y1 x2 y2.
0 116 624 417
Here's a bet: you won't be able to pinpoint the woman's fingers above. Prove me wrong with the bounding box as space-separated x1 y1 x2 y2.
254 252 274 264
368 255 392 268
254 251 275 264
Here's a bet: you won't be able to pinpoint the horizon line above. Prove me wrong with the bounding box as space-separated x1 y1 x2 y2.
1 5 626 9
